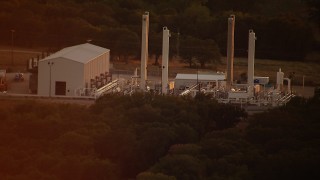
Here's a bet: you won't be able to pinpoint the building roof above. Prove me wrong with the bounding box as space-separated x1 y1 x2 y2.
41 43 109 64
175 73 226 81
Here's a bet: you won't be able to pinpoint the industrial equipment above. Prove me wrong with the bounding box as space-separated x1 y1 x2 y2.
0 70 7 92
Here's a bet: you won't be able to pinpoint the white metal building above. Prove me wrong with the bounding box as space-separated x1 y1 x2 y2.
38 43 110 97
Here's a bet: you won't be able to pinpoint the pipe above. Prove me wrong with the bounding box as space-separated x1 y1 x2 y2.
283 78 291 94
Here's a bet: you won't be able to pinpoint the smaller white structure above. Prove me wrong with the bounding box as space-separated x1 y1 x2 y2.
38 43 110 97
174 73 226 95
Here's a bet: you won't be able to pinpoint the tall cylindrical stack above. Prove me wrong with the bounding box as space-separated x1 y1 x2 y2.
162 27 170 95
277 68 284 91
247 30 256 85
247 29 256 97
140 12 149 91
227 15 235 88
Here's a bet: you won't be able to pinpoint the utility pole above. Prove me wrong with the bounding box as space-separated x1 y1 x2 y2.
197 64 200 93
48 61 54 97
302 75 305 97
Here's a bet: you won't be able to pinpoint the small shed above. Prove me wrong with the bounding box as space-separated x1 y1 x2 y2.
38 43 110 97
174 73 226 94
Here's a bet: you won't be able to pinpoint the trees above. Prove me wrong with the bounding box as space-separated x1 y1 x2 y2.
151 154 204 180
196 39 221 68
305 0 320 23
137 172 176 180
206 0 256 13
0 0 318 61
180 36 221 68
91 93 246 178
149 32 163 65
0 101 119 180
244 96 320 179
1 94 320 179
114 29 140 63
175 3 213 38
137 95 320 180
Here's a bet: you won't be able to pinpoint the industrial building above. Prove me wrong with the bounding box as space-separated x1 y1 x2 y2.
38 43 110 97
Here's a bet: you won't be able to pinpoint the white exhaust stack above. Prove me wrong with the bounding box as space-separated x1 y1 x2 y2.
276 68 284 91
248 29 256 96
140 12 149 91
28 58 33 70
162 27 170 95
226 15 235 88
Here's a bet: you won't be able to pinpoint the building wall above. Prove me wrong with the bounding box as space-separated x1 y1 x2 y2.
38 58 84 96
84 52 110 88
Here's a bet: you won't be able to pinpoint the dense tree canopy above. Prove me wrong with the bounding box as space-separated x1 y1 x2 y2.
140 96 320 179
180 36 221 68
0 94 320 179
0 0 319 62
0 94 246 179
